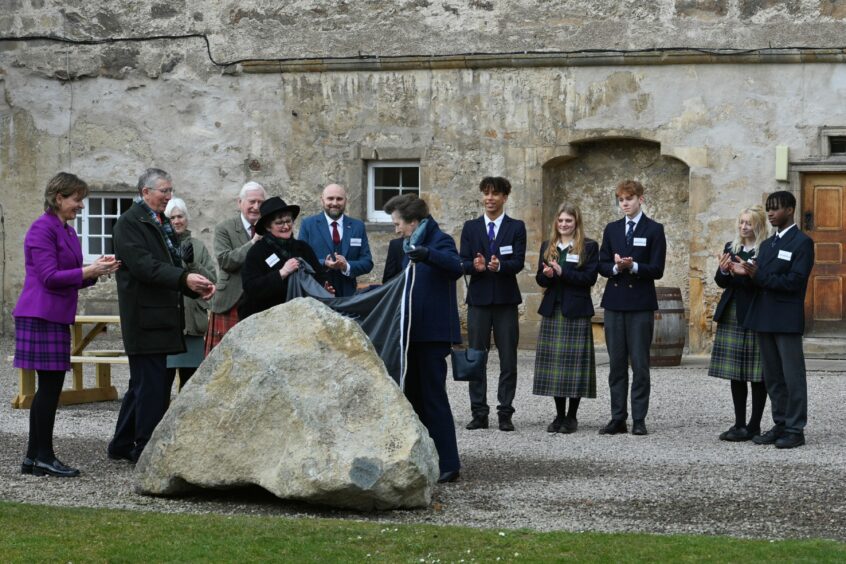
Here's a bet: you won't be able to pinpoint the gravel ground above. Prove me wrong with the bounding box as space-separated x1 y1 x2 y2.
1 334 845 541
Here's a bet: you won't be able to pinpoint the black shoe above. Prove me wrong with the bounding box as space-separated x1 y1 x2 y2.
107 448 138 463
719 425 753 442
546 416 563 433
498 414 515 432
465 415 489 430
558 416 578 434
631 420 648 436
33 458 80 478
775 432 805 449
752 425 785 445
599 419 627 435
437 470 460 483
20 457 34 475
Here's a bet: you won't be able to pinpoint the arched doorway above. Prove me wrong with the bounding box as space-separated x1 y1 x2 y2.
541 138 691 323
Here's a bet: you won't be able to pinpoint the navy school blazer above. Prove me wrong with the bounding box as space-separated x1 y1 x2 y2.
712 241 757 325
598 214 667 312
535 239 599 319
459 214 527 306
742 226 814 334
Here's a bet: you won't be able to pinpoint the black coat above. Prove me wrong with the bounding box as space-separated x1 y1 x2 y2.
113 201 197 355
712 241 757 325
239 237 327 320
535 239 599 319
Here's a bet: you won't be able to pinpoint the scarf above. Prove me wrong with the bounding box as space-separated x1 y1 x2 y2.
402 218 430 253
139 200 182 266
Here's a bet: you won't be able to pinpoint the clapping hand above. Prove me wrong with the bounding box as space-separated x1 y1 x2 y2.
186 273 215 300
325 253 349 272
488 255 500 272
473 253 486 272
615 253 633 271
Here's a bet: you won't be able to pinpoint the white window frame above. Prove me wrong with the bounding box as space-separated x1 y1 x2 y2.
367 161 420 222
75 192 136 263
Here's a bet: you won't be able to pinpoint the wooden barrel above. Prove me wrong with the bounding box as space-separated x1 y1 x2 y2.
649 287 686 367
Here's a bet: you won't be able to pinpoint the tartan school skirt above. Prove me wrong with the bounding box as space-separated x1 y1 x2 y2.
707 298 763 383
14 316 71 372
533 312 596 398
204 305 239 356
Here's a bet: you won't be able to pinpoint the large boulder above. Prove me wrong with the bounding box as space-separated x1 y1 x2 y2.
135 298 439 510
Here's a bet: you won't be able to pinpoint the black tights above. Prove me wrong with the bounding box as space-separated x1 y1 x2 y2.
730 380 767 430
26 370 65 462
167 367 196 391
554 397 581 419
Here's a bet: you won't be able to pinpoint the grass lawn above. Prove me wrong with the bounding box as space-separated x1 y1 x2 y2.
0 501 843 562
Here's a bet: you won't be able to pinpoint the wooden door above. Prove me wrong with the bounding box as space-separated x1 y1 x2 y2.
802 174 846 336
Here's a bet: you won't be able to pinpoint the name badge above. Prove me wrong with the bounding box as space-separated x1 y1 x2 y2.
777 250 793 261
499 245 513 255
350 238 362 247
633 237 647 247
265 254 280 267
566 254 579 263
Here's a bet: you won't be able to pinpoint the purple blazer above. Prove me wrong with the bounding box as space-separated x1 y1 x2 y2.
12 211 95 325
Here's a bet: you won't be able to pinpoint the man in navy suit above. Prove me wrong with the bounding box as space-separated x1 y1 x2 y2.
597 180 666 436
460 176 527 432
737 191 814 449
298 183 373 297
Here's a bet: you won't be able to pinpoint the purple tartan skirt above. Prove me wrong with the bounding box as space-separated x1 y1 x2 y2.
14 317 71 371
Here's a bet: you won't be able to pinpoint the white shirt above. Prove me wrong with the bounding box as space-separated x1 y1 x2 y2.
324 212 345 241
484 212 505 239
777 223 796 238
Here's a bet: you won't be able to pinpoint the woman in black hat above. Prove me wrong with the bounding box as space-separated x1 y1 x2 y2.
239 196 330 320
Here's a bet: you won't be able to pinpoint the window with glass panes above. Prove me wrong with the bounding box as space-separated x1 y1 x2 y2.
367 161 420 222
75 193 135 262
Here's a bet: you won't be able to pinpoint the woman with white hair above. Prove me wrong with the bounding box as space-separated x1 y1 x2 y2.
165 198 217 389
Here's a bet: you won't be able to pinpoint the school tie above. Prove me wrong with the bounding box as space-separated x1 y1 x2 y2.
770 233 780 248
626 220 635 247
332 221 341 247
488 222 496 255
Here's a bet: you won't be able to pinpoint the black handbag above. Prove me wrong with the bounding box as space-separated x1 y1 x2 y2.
449 274 488 382
450 346 488 382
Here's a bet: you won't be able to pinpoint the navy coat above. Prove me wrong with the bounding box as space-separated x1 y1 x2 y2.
598 214 666 311
459 215 526 306
382 237 405 283
712 241 757 325
401 218 463 343
298 213 373 297
535 239 599 319
743 226 814 334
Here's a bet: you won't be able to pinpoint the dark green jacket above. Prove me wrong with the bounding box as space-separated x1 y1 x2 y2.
178 230 217 336
113 201 197 355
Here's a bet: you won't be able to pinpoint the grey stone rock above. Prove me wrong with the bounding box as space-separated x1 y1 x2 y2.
134 297 439 510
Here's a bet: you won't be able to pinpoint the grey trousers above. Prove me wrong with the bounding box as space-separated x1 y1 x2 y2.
758 332 807 434
467 304 519 417
604 309 654 422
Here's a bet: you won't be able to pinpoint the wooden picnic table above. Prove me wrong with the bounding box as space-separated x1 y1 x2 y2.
10 314 126 409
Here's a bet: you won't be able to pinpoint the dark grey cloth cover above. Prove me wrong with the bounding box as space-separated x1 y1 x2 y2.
286 263 407 385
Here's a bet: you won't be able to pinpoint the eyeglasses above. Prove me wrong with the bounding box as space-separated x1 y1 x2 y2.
272 218 294 226
149 187 174 195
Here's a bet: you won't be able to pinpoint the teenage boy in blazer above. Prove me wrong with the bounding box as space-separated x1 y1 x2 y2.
597 179 666 436
460 176 527 432
299 183 373 297
737 191 814 449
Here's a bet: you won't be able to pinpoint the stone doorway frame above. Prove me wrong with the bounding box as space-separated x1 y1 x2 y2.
532 134 710 353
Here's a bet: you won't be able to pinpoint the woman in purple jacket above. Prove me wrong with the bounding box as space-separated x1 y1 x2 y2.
13 173 120 477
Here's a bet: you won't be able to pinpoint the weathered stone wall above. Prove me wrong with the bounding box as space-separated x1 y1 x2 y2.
3 1 846 349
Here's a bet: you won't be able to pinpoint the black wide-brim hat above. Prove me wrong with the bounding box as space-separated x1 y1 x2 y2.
256 196 300 235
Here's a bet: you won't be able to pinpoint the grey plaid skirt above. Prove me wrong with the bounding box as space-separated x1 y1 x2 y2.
533 312 596 398
707 299 762 382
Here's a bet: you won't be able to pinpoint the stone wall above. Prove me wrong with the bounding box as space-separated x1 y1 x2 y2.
3 1 846 349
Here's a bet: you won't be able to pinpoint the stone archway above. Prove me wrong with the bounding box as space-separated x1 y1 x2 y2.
541 138 691 316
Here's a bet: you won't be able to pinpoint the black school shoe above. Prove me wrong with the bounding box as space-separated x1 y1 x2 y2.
33 458 80 477
20 457 35 475
719 425 754 442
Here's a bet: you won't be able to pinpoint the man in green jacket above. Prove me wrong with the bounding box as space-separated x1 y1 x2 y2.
107 168 215 464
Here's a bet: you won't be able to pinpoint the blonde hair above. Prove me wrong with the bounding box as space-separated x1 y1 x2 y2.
730 205 768 255
544 202 586 267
